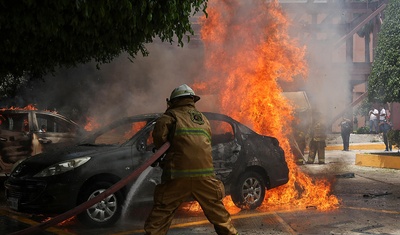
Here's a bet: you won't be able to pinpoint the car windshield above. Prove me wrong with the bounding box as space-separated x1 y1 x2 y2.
79 116 159 146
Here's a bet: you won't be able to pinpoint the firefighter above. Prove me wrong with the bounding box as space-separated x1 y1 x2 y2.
144 84 238 235
291 111 311 165
294 129 307 164
307 111 327 164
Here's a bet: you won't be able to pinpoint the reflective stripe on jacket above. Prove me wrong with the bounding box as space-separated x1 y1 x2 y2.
152 98 215 180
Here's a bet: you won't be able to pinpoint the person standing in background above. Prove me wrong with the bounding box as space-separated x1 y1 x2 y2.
378 104 387 128
368 106 379 134
379 120 392 151
339 117 352 151
378 104 392 151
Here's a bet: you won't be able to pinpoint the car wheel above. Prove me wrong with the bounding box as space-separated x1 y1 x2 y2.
77 181 123 227
231 171 266 209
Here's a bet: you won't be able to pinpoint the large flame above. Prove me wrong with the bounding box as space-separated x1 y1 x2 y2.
194 0 339 211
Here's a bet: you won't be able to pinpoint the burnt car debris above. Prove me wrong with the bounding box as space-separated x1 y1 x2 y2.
4 112 289 227
0 109 85 175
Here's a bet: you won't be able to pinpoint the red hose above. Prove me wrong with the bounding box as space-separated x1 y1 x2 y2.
9 142 170 235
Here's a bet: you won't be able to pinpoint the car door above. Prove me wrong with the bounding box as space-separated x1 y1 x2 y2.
125 121 162 204
33 113 81 154
0 111 32 175
209 118 242 183
84 118 153 180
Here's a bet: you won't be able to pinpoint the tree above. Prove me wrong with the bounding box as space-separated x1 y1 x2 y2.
368 0 400 103
0 0 207 81
368 0 400 149
0 74 28 99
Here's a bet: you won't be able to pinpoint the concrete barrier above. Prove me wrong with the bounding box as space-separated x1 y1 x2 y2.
355 153 400 169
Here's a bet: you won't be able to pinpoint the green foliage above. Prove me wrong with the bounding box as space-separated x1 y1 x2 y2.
368 0 400 103
355 99 372 116
388 129 400 150
356 126 370 134
0 74 28 99
0 0 207 80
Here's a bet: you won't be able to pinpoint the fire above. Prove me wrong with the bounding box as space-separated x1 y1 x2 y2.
0 104 38 111
84 116 101 131
183 196 241 215
0 104 58 114
125 122 148 139
194 0 339 211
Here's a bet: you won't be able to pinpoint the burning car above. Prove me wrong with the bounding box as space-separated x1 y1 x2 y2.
4 112 289 227
0 109 85 175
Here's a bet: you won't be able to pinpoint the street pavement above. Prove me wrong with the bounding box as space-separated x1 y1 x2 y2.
1 134 400 235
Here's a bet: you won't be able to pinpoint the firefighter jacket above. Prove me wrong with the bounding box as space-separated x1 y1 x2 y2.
310 120 327 142
152 97 215 181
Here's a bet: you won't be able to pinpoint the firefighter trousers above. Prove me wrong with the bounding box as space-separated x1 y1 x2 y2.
144 176 238 235
308 140 326 164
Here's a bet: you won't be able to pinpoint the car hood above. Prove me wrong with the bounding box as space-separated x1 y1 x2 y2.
10 145 119 177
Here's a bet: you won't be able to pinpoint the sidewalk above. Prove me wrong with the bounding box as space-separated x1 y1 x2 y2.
324 133 400 170
326 133 387 151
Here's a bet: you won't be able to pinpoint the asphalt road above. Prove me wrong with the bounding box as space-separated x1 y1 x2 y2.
1 139 400 235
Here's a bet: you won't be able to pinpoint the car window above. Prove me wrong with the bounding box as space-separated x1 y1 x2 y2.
95 121 148 145
147 130 154 146
36 114 77 133
0 113 29 132
133 127 155 152
209 119 234 145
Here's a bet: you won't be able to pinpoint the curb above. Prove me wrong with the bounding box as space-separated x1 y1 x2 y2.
326 143 386 151
355 153 400 169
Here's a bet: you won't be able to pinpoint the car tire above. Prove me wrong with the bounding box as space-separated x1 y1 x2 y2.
77 181 123 227
231 171 266 209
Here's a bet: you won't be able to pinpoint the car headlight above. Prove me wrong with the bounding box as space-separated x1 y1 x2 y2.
34 157 91 177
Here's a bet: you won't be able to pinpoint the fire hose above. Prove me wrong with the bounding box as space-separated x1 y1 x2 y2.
9 142 170 235
289 134 307 162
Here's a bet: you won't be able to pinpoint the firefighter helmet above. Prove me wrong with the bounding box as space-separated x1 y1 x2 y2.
169 84 200 102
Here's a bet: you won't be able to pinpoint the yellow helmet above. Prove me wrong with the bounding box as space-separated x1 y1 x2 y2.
169 84 200 102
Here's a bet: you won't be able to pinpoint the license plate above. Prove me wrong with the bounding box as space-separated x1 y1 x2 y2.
7 197 19 210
